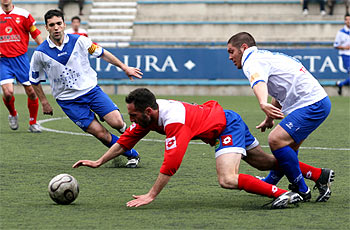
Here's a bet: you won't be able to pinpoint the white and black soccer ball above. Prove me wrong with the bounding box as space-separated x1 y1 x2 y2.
48 174 79 205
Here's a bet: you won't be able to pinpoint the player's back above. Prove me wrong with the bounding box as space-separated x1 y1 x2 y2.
157 99 226 145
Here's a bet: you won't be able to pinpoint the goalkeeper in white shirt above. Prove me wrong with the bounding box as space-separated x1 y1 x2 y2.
29 9 142 168
226 32 334 202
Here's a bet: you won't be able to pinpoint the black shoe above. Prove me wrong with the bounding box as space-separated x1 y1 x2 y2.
288 184 311 202
336 81 342 95
313 168 334 202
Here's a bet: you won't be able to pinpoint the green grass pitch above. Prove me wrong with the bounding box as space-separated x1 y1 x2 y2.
0 94 349 230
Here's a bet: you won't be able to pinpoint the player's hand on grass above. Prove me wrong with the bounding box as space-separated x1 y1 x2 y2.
124 66 143 80
260 103 284 120
42 102 53 116
256 116 274 132
72 160 100 168
126 194 155 207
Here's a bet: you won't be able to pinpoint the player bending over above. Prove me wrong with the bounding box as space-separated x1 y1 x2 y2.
29 10 142 167
74 88 316 209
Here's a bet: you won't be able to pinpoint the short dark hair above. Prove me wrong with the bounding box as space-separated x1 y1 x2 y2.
227 32 256 49
125 88 158 112
71 16 81 22
44 9 64 25
345 13 350 19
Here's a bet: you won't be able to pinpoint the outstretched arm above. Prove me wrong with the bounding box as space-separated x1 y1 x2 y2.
73 142 126 168
126 173 171 207
100 50 143 80
31 84 53 115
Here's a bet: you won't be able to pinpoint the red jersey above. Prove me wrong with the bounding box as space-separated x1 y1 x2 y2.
65 28 88 37
0 6 41 57
118 100 227 176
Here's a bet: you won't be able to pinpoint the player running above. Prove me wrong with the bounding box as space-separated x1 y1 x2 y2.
29 9 142 167
227 32 334 202
0 0 43 132
73 88 307 209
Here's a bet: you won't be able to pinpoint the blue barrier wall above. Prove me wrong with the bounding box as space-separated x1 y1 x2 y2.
27 48 344 80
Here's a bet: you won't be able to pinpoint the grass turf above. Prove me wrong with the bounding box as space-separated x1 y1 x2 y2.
0 94 349 230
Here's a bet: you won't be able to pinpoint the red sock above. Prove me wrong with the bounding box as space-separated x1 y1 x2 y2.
3 96 17 116
299 161 322 182
27 97 39 125
238 174 287 198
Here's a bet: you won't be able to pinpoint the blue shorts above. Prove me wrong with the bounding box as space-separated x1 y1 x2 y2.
279 96 331 144
56 85 119 131
341 55 350 73
214 110 259 158
0 54 31 86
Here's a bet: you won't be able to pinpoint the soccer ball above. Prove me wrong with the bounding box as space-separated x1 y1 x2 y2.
48 174 79 205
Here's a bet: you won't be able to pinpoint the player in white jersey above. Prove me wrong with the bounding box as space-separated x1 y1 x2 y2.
29 9 142 167
334 13 350 95
227 32 334 202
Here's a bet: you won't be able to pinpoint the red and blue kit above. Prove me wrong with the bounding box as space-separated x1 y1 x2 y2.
0 6 40 57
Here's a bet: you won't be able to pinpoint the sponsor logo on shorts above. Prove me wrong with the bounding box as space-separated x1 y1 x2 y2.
221 135 233 146
286 122 293 129
165 136 177 150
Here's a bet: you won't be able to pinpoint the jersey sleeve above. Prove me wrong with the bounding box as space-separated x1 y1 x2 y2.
243 57 271 88
159 123 192 176
117 123 150 150
29 51 46 84
79 35 104 58
26 14 41 39
334 31 342 48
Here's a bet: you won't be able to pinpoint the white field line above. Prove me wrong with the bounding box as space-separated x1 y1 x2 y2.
38 117 350 151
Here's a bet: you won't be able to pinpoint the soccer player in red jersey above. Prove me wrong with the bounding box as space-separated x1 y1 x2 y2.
65 16 88 37
73 88 308 209
0 0 43 132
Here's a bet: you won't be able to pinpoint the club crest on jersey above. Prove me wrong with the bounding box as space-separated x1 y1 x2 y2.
5 26 12 33
15 17 21 24
165 136 177 150
129 123 136 131
221 135 233 146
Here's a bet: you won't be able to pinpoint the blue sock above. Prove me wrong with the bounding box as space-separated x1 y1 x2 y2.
263 150 299 185
263 170 284 185
339 77 350 87
272 146 308 193
106 134 139 158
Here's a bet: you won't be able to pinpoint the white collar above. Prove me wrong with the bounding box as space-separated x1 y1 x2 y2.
47 33 69 49
241 46 258 67
343 25 350 32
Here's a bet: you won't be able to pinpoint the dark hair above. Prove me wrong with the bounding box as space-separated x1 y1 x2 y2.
345 13 350 19
44 9 64 25
227 32 256 49
125 88 158 112
71 16 81 22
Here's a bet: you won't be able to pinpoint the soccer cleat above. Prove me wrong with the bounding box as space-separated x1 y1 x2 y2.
255 176 265 180
126 156 140 168
271 192 303 209
288 184 311 202
8 114 19 130
313 168 335 202
28 124 42 133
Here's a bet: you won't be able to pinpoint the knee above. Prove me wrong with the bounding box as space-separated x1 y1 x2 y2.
94 130 110 142
2 88 14 100
268 134 280 150
218 174 239 189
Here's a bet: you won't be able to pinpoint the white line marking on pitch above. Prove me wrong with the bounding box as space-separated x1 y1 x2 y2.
38 117 350 151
